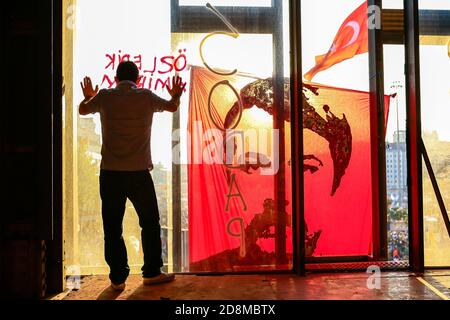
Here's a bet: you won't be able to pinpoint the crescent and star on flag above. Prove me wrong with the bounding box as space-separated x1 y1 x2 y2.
304 1 368 81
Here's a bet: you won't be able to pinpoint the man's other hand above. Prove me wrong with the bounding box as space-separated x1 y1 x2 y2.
81 76 99 99
168 75 185 99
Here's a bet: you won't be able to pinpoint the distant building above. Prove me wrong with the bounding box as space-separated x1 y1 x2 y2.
423 130 439 143
386 131 408 208
393 130 406 144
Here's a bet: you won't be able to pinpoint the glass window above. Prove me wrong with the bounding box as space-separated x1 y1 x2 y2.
301 0 385 259
383 0 402 9
383 43 409 262
384 0 450 10
63 0 293 277
63 0 175 276
419 2 450 267
180 0 271 6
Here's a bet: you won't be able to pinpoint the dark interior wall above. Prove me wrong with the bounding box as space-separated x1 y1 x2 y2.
0 0 54 299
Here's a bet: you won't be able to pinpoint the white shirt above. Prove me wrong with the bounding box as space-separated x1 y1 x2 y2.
83 81 176 171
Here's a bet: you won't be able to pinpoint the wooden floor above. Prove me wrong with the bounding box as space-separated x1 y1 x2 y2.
55 270 450 300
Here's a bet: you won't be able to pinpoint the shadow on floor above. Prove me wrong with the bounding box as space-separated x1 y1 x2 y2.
60 271 450 301
96 286 122 300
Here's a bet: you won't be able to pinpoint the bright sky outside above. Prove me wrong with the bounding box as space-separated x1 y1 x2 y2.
73 0 450 167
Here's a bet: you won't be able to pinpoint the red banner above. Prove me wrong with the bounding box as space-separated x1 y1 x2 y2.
188 66 390 271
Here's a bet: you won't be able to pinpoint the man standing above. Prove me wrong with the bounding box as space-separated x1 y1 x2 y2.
79 61 184 291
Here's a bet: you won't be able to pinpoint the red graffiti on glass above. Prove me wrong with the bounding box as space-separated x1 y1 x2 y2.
101 49 188 92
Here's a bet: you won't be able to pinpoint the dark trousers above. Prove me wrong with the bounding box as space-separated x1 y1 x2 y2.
99 169 163 284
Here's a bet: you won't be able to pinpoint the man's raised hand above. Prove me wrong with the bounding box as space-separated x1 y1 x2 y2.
168 75 185 99
80 76 99 99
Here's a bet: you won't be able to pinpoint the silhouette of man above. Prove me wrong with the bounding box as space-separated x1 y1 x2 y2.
79 61 184 291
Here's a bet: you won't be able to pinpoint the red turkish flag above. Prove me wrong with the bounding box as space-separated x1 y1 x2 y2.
304 1 369 81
